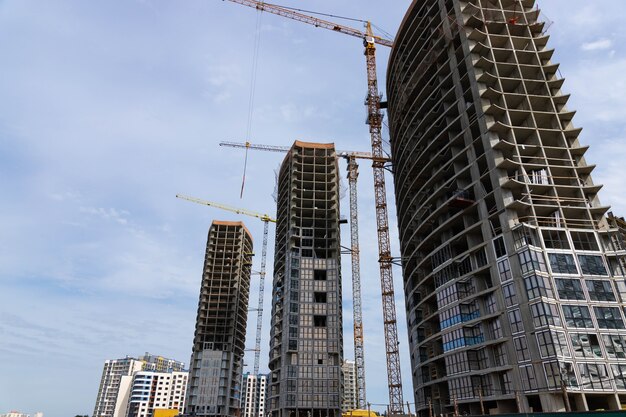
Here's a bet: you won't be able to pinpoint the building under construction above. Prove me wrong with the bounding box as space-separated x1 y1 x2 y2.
185 221 253 417
268 141 344 417
388 0 626 414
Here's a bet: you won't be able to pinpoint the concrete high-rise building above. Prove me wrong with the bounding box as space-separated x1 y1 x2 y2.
341 360 357 413
125 371 188 417
388 1 626 414
268 141 343 417
241 373 268 417
93 354 185 417
186 220 254 417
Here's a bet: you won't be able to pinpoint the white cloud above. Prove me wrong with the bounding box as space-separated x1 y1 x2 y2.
581 38 612 51
80 206 130 225
566 58 626 122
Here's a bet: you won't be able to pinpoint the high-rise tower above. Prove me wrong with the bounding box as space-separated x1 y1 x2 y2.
186 221 253 417
388 1 626 414
268 141 343 417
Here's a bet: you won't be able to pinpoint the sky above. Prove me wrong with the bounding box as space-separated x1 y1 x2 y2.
1 1 626 416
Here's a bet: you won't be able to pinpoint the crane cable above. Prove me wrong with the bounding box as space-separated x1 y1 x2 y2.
240 6 263 198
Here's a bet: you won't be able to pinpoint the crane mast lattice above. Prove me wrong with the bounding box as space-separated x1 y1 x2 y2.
176 193 275 377
219 1 404 412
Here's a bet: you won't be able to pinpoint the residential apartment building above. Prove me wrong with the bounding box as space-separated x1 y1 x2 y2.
185 221 253 417
93 354 185 417
341 360 357 413
126 371 188 417
241 373 268 417
387 0 626 414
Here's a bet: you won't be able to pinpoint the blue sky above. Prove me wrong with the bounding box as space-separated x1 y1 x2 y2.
1 1 626 416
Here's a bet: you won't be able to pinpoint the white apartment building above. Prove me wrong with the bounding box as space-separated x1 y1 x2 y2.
93 354 186 417
93 357 145 417
126 371 188 417
241 373 267 417
341 360 357 413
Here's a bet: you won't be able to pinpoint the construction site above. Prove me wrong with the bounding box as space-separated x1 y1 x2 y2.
178 1 626 417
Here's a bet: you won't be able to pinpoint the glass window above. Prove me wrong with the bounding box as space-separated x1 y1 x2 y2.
493 343 507 366
531 302 561 327
503 283 517 306
571 333 603 359
535 331 570 358
562 305 593 328
615 280 626 302
548 253 578 274
555 278 585 300
586 280 616 301
508 308 524 333
519 249 547 274
514 336 530 362
554 331 571 357
602 334 626 359
610 257 626 277
524 274 554 300
520 365 537 391
571 231 599 251
498 258 512 282
561 362 578 388
485 294 497 314
578 255 608 275
513 225 538 249
578 363 612 390
490 318 503 339
594 306 624 329
500 372 513 394
542 229 570 250
611 364 626 389
544 361 562 389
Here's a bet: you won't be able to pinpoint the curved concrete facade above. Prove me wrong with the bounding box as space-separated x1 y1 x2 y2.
388 1 626 415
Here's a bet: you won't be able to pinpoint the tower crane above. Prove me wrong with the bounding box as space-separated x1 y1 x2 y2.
219 140 390 409
218 1 404 412
176 193 275 378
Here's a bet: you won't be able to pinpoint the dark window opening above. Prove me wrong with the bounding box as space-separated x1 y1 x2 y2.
314 270 327 281
493 236 507 258
314 315 327 327
314 292 327 303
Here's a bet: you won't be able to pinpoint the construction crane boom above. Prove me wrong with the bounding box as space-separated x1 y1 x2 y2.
224 0 393 48
176 193 274 377
177 193 275 223
220 1 404 412
220 141 389 162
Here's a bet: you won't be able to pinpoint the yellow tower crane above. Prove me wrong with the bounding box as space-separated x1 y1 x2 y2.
218 1 404 412
219 140 391 409
176 193 275 377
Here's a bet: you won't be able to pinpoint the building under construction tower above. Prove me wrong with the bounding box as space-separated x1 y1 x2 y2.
268 141 344 417
186 221 253 417
388 0 626 414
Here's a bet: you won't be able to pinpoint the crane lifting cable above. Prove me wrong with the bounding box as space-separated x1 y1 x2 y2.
240 7 263 198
